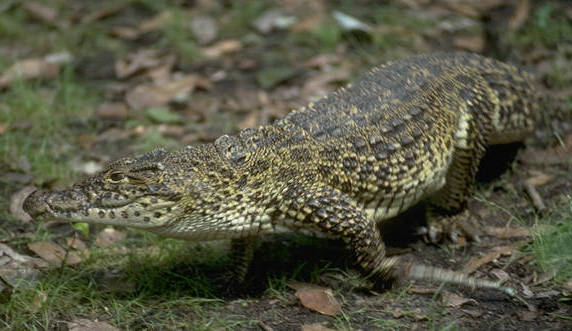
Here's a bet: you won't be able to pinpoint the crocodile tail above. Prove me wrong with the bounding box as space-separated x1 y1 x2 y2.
398 262 516 296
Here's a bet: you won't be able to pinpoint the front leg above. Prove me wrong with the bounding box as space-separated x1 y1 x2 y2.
276 185 398 282
276 184 512 294
226 237 257 284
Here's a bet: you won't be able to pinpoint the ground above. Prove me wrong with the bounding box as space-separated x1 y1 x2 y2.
0 0 571 330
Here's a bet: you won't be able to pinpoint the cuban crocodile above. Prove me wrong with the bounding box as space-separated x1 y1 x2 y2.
24 53 540 294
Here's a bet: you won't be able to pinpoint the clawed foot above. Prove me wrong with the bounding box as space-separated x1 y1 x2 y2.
417 210 481 244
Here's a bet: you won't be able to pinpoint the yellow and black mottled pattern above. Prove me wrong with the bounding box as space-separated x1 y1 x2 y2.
24 53 540 293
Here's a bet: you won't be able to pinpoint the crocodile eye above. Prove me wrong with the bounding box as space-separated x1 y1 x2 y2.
108 172 126 183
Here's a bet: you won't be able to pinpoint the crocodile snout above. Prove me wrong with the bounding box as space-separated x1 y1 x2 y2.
23 189 89 220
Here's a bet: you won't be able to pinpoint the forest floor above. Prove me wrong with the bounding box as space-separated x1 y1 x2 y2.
0 0 571 330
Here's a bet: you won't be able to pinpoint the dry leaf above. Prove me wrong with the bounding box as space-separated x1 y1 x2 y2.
66 237 88 253
393 307 404 318
138 11 171 34
202 40 242 58
408 287 436 295
190 15 218 45
68 319 119 331
525 171 554 186
22 2 58 24
252 9 296 34
454 34 485 53
27 241 82 265
238 112 259 130
115 49 162 79
9 186 37 223
518 310 538 321
125 74 198 109
509 0 531 31
96 103 129 121
289 282 341 316
0 52 72 88
483 226 530 239
442 291 477 308
490 269 511 284
463 245 516 273
31 290 47 313
301 323 336 331
0 123 8 135
95 228 127 248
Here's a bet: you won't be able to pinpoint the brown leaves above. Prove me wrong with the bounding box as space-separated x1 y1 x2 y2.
288 282 341 316
27 241 82 266
463 244 522 274
68 319 119 331
0 52 73 89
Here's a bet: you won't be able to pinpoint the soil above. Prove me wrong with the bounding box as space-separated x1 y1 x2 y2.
1 1 571 329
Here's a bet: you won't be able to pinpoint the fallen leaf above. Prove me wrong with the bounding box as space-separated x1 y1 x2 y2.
96 103 129 121
0 243 45 298
252 9 296 34
441 291 477 308
27 241 82 265
301 323 336 331
525 171 554 186
518 310 537 321
65 237 88 253
190 15 218 45
483 226 530 239
202 40 242 58
453 34 485 53
9 186 37 223
157 124 185 138
115 49 162 79
333 11 371 33
0 52 73 88
80 3 129 24
125 74 198 109
393 307 404 318
408 287 436 295
238 112 259 130
95 228 126 248
564 278 572 293
289 282 341 316
68 319 119 331
138 11 171 34
463 245 517 274
30 290 47 313
0 123 8 135
94 127 134 143
509 0 530 31
489 269 511 284
303 69 350 98
77 134 95 149
22 2 58 24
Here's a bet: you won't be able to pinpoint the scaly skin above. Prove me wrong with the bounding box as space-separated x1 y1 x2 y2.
24 53 540 294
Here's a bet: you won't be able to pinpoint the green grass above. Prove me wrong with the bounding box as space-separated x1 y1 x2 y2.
0 68 95 183
510 3 572 48
0 234 228 329
529 195 572 283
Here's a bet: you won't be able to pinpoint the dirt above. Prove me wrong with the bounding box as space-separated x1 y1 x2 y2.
1 0 571 330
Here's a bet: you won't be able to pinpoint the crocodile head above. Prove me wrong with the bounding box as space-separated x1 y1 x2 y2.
24 148 185 231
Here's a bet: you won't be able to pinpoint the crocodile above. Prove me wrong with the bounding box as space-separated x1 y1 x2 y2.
24 53 540 294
